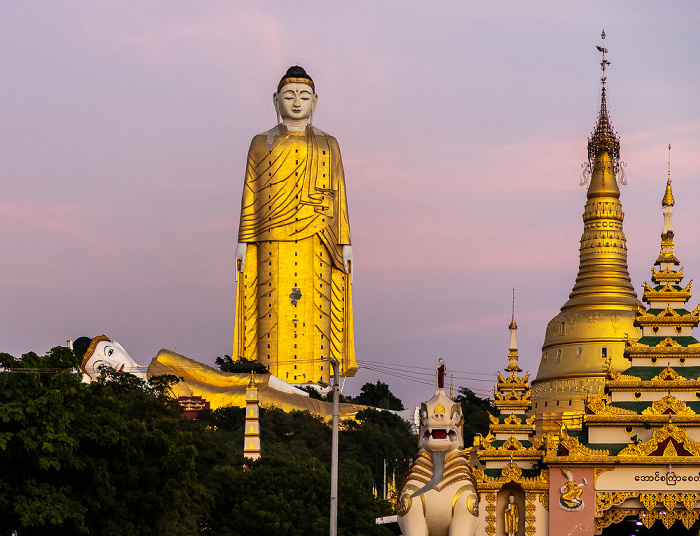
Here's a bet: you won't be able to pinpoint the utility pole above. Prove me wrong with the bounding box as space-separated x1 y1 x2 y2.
330 358 339 536
383 458 387 500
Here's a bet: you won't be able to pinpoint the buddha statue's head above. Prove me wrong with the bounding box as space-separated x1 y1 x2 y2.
273 65 317 128
73 335 147 382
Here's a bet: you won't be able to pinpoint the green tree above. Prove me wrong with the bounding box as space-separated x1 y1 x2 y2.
351 381 404 410
454 386 494 444
0 347 211 535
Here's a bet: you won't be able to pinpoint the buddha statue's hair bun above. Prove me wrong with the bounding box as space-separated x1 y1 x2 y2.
278 65 315 93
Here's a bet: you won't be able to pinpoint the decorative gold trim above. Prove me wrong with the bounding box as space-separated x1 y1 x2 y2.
397 484 420 517
595 509 637 535
595 492 638 516
594 467 615 487
641 395 695 416
484 492 497 536
618 423 700 458
277 77 315 93
473 463 549 492
80 335 111 375
539 492 549 512
639 509 699 530
557 427 610 458
650 366 682 382
452 484 478 517
525 493 536 536
586 394 637 415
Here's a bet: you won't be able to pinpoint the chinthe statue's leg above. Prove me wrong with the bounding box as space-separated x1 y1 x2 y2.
397 489 429 536
398 509 429 536
449 490 479 536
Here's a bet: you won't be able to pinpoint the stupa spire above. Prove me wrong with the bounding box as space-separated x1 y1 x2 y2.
650 152 682 286
507 290 521 373
586 31 620 172
564 32 638 310
532 33 642 433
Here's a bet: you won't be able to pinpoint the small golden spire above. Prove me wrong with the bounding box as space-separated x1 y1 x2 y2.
248 370 256 388
507 295 522 373
662 144 675 207
588 31 619 165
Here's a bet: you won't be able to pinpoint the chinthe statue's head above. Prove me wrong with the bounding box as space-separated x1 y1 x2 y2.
418 389 464 453
274 65 318 126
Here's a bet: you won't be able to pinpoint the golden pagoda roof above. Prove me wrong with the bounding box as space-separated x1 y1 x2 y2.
635 304 700 327
651 266 683 284
642 281 691 303
560 45 639 311
534 42 641 402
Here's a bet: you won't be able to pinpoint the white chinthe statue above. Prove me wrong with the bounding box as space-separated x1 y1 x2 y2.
397 361 479 536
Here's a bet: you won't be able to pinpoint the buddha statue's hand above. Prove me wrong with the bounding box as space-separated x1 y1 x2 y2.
235 242 247 282
342 245 353 283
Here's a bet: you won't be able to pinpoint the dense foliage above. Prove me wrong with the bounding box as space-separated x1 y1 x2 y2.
454 386 495 442
0 347 417 535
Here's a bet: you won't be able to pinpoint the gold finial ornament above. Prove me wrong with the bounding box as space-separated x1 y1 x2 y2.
509 289 517 331
662 144 674 207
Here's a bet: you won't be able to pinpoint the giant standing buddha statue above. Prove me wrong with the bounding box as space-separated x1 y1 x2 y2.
232 66 358 385
530 34 642 433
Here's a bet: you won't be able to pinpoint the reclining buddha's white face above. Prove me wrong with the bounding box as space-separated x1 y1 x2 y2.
418 389 464 453
80 336 146 382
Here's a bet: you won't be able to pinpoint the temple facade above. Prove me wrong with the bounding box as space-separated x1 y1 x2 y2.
468 38 700 536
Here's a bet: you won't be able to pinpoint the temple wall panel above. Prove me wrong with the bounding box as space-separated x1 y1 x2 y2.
548 467 595 536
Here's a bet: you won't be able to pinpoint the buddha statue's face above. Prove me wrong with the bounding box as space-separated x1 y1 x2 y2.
275 82 317 122
83 339 146 382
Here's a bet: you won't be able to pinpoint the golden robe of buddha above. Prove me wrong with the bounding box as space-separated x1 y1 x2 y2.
504 494 518 536
233 66 357 384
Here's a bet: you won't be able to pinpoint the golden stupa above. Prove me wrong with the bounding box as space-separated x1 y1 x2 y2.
531 44 643 433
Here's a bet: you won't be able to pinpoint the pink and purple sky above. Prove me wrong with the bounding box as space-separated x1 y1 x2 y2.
2 2 700 407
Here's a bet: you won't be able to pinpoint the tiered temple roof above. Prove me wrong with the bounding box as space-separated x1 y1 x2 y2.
538 177 700 533
473 315 547 491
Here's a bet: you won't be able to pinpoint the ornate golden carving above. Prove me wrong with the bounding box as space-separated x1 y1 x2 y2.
557 427 610 458
586 394 637 415
636 303 699 326
650 366 682 382
452 484 478 517
594 467 614 487
640 509 700 530
466 493 479 517
679 510 700 529
618 423 700 458
661 493 678 512
656 337 681 348
397 484 420 517
595 492 638 516
473 462 549 492
595 509 637 535
525 493 536 536
681 492 700 511
485 492 497 536
639 493 659 511
539 492 549 511
641 395 696 416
